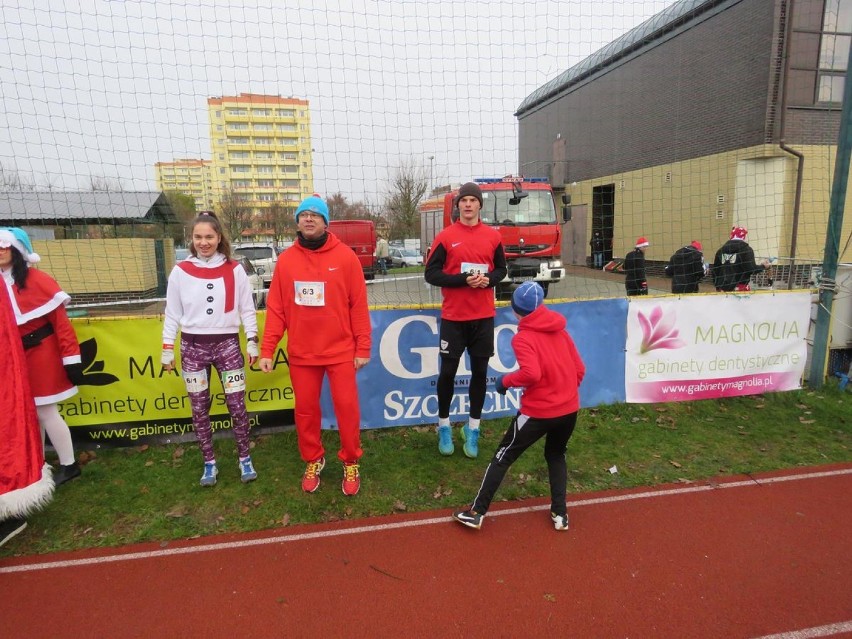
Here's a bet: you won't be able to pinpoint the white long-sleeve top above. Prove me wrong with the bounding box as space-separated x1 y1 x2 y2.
162 252 258 345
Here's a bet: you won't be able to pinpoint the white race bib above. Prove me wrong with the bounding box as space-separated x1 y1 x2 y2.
294 281 326 306
183 369 209 394
461 262 488 276
220 369 246 394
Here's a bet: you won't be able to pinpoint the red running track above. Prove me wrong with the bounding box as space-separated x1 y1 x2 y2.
2 463 852 639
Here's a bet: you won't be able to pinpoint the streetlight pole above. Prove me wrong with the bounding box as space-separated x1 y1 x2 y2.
428 156 435 193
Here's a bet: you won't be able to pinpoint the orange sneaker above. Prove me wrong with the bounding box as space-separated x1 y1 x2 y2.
301 457 325 493
342 462 361 496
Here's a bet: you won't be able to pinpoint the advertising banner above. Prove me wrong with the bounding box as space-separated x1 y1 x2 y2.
625 292 811 403
64 298 628 444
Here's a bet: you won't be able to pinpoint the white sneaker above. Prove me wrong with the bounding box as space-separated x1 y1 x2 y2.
551 512 569 531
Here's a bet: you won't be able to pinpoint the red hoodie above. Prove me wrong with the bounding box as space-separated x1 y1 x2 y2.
502 304 585 418
261 233 371 366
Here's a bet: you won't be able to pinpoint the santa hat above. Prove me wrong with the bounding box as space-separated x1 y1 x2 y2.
0 227 41 264
690 240 703 251
635 237 649 248
730 226 748 240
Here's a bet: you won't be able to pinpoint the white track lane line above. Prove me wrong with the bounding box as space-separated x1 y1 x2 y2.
751 621 852 638
1 467 850 575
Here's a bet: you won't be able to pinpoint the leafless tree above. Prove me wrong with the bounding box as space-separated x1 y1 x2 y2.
262 200 297 244
218 190 253 243
0 162 36 191
384 159 429 240
326 192 373 220
88 175 124 191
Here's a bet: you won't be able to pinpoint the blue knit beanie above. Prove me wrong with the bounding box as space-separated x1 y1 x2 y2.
295 195 329 226
511 281 544 316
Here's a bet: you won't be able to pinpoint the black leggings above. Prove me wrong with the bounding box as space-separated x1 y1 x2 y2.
437 355 489 420
472 411 578 516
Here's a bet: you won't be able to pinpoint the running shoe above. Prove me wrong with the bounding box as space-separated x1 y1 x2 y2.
200 461 218 487
460 424 479 459
342 462 361 496
452 509 483 530
239 456 258 483
551 512 570 531
301 457 326 493
437 425 454 456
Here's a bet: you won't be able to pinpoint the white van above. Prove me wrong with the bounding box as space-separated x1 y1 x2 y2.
233 243 277 288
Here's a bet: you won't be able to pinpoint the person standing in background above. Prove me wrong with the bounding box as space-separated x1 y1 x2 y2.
376 235 390 275
424 182 507 459
624 237 649 296
590 231 605 269
1 227 83 486
161 212 260 487
665 240 705 293
712 226 769 292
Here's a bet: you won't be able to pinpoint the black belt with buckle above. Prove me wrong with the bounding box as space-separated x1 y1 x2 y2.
21 323 55 350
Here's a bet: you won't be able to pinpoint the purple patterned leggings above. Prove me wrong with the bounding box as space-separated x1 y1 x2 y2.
180 334 250 463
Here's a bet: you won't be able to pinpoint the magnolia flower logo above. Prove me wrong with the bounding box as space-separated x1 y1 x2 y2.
637 305 686 354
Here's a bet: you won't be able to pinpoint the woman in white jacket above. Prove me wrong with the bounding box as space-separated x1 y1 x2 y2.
162 212 259 487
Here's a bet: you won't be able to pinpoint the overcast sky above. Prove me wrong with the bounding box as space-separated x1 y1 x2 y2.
0 0 676 203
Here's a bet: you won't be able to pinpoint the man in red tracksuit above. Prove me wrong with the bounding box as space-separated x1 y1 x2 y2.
453 281 585 531
260 195 371 496
424 182 507 459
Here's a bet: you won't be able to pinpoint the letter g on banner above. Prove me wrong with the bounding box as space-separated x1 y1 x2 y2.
379 314 440 379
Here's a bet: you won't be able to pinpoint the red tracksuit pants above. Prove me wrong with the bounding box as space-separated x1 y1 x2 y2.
289 360 363 464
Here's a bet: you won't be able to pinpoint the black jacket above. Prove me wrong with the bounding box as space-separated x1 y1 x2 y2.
712 239 762 291
624 248 647 295
665 245 705 293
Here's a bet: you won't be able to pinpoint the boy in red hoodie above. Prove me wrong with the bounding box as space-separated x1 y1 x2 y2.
453 281 585 531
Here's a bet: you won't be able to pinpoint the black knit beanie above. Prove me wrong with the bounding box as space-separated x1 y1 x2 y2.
456 182 483 207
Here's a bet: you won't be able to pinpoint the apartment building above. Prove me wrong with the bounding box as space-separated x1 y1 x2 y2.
207 93 314 237
154 158 214 212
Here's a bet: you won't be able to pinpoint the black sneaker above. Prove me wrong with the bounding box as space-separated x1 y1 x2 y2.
54 461 82 487
0 518 27 548
551 512 570 531
452 509 483 530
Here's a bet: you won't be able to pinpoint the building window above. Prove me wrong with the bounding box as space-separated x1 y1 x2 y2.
258 194 275 201
231 137 249 145
232 180 251 188
229 123 249 131
818 0 852 104
254 123 273 131
279 123 297 132
255 137 273 145
228 109 247 116
257 179 275 187
257 166 275 173
253 109 271 117
255 151 274 159
232 165 250 173
277 109 295 117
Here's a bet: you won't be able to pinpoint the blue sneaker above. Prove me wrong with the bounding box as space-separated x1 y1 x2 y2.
239 457 257 483
437 425 454 456
461 424 479 458
200 461 218 487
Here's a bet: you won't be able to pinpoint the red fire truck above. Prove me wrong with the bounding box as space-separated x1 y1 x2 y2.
420 176 569 297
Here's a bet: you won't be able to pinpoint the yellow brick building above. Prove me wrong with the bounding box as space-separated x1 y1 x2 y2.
207 93 313 237
154 159 214 212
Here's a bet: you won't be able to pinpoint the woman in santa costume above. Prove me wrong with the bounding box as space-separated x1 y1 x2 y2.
1 227 83 486
0 264 54 548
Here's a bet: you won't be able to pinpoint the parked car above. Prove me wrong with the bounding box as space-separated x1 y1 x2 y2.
388 247 423 268
234 255 267 309
233 243 277 288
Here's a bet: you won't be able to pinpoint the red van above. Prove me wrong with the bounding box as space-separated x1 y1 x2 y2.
328 219 377 280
